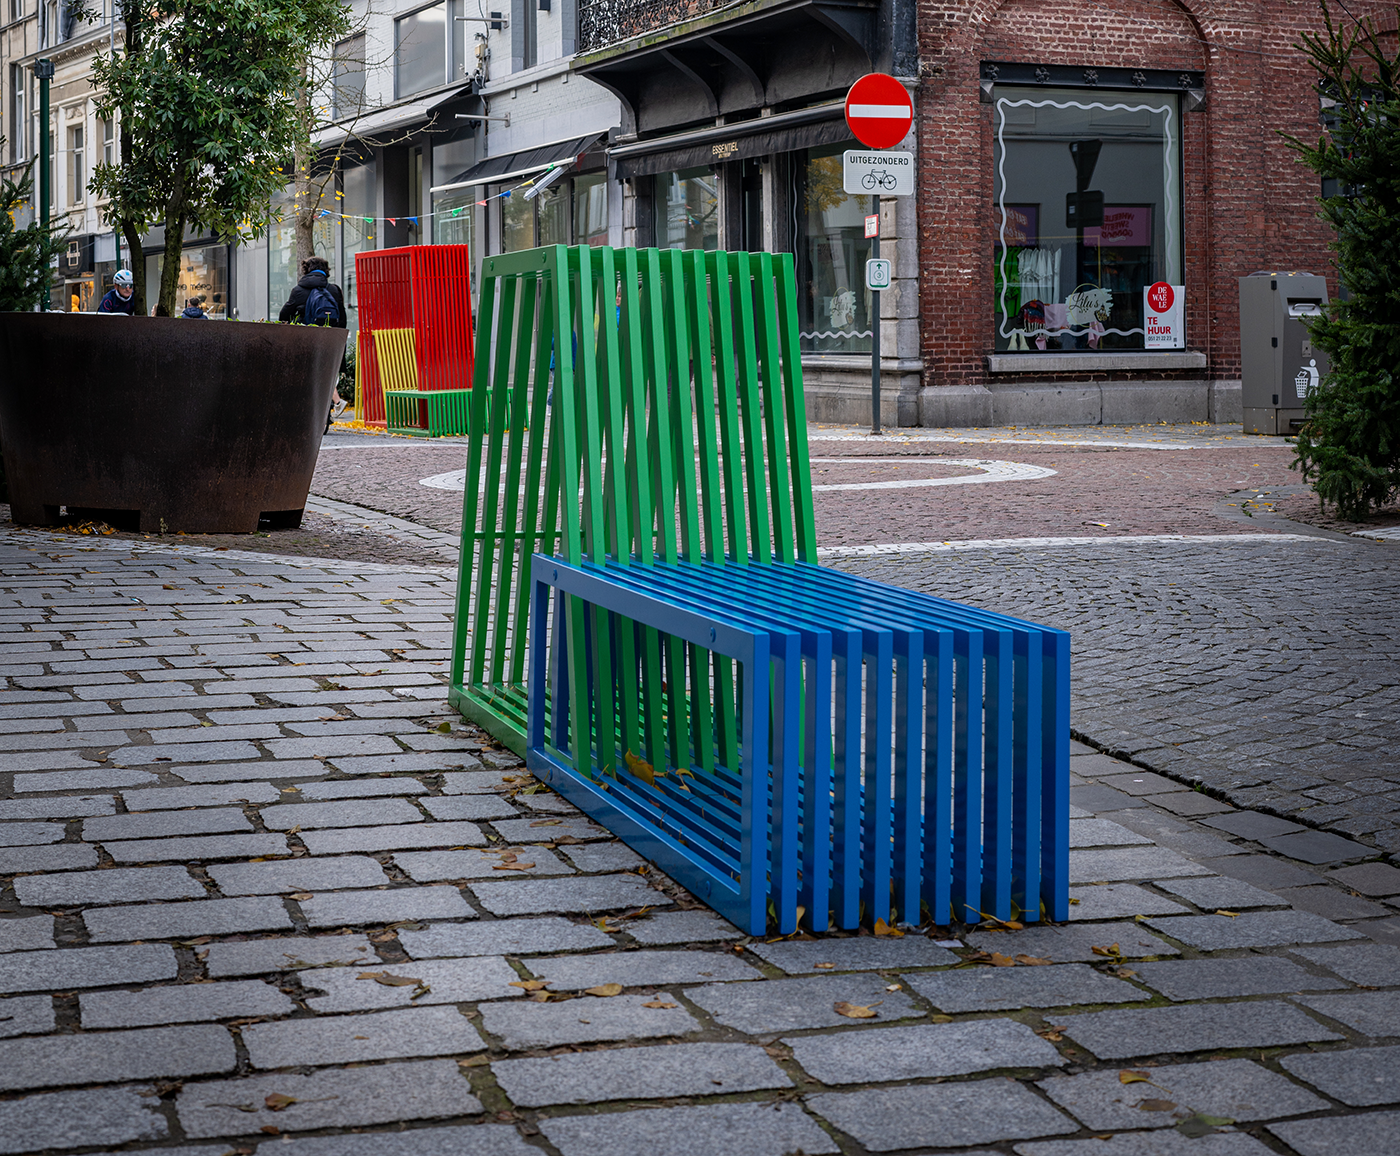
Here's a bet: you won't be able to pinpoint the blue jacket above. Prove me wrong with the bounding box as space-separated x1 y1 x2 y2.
97 288 136 315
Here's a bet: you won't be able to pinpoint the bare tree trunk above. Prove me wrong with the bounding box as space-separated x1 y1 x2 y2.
157 168 187 316
118 3 145 315
293 72 315 273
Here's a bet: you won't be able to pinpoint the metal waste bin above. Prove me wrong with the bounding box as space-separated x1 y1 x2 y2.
1239 271 1329 435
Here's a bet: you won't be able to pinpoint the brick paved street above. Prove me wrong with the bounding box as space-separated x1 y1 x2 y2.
1 523 1399 1156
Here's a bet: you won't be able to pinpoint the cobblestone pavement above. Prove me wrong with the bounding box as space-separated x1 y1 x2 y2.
3 526 1400 1156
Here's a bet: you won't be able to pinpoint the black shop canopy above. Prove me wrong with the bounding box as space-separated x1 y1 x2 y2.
430 133 605 195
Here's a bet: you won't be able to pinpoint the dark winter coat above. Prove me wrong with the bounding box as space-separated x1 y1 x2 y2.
278 270 347 328
181 306 207 319
97 288 136 315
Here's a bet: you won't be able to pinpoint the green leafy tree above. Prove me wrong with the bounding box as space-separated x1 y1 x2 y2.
79 0 349 316
1286 2 1400 520
0 152 68 312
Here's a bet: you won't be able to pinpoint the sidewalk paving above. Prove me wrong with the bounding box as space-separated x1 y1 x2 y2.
2 523 1399 1156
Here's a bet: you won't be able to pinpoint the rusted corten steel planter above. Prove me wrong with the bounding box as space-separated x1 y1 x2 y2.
0 314 346 533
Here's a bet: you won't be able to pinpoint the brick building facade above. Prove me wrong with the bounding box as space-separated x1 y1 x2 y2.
913 0 1394 426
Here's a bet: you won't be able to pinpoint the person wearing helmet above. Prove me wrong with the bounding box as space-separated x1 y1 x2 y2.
98 269 137 315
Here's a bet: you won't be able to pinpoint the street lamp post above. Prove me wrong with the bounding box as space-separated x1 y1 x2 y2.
35 58 54 230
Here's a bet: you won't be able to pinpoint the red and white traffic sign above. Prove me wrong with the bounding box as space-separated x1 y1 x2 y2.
844 73 913 150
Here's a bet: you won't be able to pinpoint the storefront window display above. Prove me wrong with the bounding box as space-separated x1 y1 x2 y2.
654 167 718 251
146 244 229 318
992 86 1182 353
574 173 607 246
795 145 874 355
341 161 377 331
269 184 336 320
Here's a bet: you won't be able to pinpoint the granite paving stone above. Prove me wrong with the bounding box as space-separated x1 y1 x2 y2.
789 1018 1064 1083
965 921 1180 962
1016 1134 1274 1156
468 874 669 916
440 770 514 793
0 1087 169 1155
1200 812 1307 840
1070 848 1213 883
176 1059 483 1137
1295 990 1400 1036
176 760 330 782
209 855 391 895
808 1078 1078 1152
1145 910 1364 950
1037 1057 1328 1129
688 972 920 1033
1070 818 1153 847
1199 853 1322 890
0 821 65 846
1272 884 1392 920
0 1024 236 1091
530 948 761 988
84 897 294 942
1060 1000 1344 1058
908 962 1146 1012
746 936 958 974
560 843 645 872
243 1004 484 1067
479 992 702 1048
297 777 430 799
13 865 206 907
1282 1043 1400 1105
1291 942 1400 986
1089 770 1183 795
1259 829 1372 864
0 795 114 820
1134 956 1348 1001
1069 785 1147 811
120 783 280 810
300 821 486 854
259 798 425 830
491 816 612 842
203 935 376 977
0 844 100 873
0 994 55 1037
246 1124 539 1156
539 1101 838 1156
13 767 158 792
262 736 405 759
80 978 295 1028
115 740 263 765
0 915 54 953
300 955 521 1011
420 794 520 821
1328 861 1400 896
399 917 613 958
393 847 574 881
621 910 740 945
1066 884 1190 921
105 833 290 863
494 1041 791 1106
83 808 253 841
94 1149 227 1156
1152 792 1235 817
332 752 477 775
1268 1110 1400 1156
1154 875 1291 910
299 885 475 927
0 943 176 994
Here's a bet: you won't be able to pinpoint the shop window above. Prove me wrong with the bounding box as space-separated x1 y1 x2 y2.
654 167 718 251
573 172 607 246
537 183 567 246
147 244 229 319
341 160 377 330
501 185 535 251
269 182 335 320
396 2 447 99
992 86 1182 353
795 146 874 355
333 34 366 119
67 123 83 205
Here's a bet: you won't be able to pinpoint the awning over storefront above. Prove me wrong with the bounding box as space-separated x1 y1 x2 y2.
607 101 849 179
313 88 473 149
430 133 606 195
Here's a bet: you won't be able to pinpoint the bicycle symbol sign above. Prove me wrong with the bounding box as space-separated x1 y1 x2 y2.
843 150 914 197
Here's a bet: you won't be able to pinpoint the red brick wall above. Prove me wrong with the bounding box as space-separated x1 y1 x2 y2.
915 0 1390 388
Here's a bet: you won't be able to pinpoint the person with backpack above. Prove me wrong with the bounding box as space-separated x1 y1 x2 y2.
180 296 207 319
278 256 346 329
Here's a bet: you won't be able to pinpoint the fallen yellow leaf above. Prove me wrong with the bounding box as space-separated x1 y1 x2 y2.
493 863 535 871
457 1055 490 1067
813 962 836 970
357 971 421 987
642 999 678 1009
1015 954 1053 966
1119 1069 1152 1084
264 1093 297 1111
834 1000 881 1019
623 750 655 786
1090 943 1123 959
509 980 550 991
873 918 903 938
1214 909 1240 918
585 983 624 997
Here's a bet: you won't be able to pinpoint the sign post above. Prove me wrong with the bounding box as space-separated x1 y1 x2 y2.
843 73 914 435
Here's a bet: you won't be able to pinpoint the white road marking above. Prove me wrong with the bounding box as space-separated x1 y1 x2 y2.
816 534 1325 557
809 458 1055 490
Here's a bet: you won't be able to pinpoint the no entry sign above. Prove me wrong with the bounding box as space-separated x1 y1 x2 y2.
844 73 913 150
